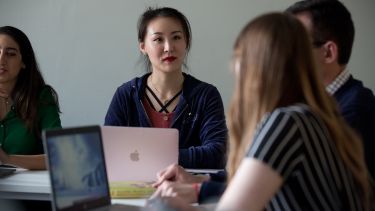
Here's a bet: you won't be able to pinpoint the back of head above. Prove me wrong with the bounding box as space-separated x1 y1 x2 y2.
285 0 354 65
228 12 322 178
231 12 318 121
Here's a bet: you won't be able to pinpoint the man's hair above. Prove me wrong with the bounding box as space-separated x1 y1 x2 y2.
286 0 354 65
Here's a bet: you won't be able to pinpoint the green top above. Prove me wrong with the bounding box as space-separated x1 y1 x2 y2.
0 86 61 155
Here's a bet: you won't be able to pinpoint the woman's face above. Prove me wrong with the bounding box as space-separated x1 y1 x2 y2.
139 17 187 74
0 34 24 86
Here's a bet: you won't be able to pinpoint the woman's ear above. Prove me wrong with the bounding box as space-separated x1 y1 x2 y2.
322 41 338 64
139 42 146 55
21 62 26 69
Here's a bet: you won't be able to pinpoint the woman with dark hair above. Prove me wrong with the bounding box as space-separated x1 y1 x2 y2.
105 7 227 169
0 26 61 170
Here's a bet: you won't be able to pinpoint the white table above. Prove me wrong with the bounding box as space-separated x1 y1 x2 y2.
0 169 146 206
0 169 50 201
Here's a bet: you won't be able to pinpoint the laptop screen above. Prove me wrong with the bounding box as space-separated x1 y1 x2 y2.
44 126 111 211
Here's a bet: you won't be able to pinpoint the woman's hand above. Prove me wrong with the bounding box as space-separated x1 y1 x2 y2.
149 180 200 203
153 163 209 188
0 149 46 170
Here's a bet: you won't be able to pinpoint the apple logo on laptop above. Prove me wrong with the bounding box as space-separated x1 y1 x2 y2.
130 150 139 161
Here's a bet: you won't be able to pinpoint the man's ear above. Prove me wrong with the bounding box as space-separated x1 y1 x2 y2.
139 42 146 55
322 41 338 64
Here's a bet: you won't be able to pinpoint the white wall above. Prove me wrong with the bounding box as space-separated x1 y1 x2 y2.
0 0 374 127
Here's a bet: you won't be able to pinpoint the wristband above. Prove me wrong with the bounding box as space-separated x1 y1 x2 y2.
192 183 200 198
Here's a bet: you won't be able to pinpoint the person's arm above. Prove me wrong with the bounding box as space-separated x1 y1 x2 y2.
153 163 210 187
179 86 228 168
3 87 62 170
150 163 210 203
152 164 228 204
39 87 62 130
0 149 46 170
104 86 129 126
217 109 304 210
149 159 282 210
217 158 282 211
150 181 200 203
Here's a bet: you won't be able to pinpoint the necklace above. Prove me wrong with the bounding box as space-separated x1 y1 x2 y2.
149 75 169 104
0 96 9 105
146 75 182 114
151 84 168 104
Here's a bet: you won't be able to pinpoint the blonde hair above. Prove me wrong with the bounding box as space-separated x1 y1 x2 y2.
227 12 371 208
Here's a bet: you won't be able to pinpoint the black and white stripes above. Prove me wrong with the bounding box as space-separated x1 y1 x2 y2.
247 104 362 211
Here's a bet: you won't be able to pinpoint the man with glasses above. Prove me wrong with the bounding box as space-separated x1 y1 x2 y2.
286 0 375 182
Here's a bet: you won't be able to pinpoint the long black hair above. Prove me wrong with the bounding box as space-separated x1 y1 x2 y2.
0 26 60 137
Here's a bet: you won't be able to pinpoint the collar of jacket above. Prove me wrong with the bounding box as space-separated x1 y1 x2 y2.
130 72 205 105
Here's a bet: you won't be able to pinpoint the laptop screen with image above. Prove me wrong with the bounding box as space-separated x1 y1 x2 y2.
43 126 111 211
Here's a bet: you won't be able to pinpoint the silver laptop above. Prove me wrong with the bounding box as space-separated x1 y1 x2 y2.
43 125 143 211
101 126 178 183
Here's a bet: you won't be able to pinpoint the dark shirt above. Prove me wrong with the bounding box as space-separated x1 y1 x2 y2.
105 73 228 169
333 76 375 179
199 170 227 204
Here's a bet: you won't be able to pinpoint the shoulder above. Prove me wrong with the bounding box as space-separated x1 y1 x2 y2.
263 104 314 126
254 104 320 141
37 86 61 118
248 105 316 171
184 74 216 89
250 104 323 153
115 74 148 95
183 73 221 97
335 77 375 104
38 85 57 103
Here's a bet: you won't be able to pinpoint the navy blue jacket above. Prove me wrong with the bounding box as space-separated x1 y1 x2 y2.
199 171 227 203
333 76 375 179
104 73 228 169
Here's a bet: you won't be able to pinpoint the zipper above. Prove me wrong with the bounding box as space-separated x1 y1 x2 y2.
171 104 188 127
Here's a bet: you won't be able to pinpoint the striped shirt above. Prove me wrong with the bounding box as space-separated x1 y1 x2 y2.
247 104 362 211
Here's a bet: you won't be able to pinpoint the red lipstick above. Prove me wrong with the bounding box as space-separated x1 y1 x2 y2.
162 56 177 62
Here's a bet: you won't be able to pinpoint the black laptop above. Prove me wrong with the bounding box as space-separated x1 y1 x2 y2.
42 125 144 211
0 165 16 178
